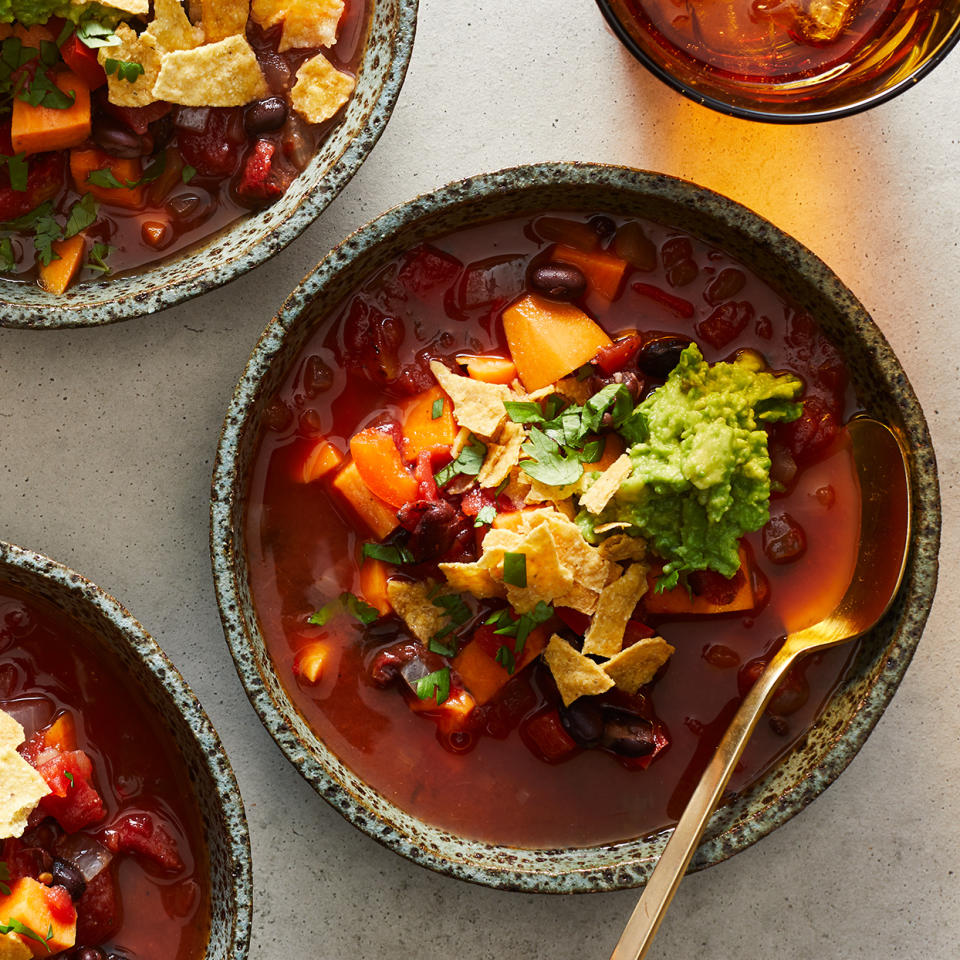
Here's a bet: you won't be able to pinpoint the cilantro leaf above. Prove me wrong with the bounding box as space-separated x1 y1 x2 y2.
64 771 75 787
579 437 606 463
434 434 486 486
581 383 634 435
87 168 132 190
502 552 527 587
474 504 496 527
0 860 10 896
181 164 197 184
485 601 553 654
432 593 471 626
64 193 98 239
307 600 339 626
362 542 413 565
77 21 122 49
495 645 516 674
520 427 583 486
503 400 544 425
140 151 168 184
104 57 145 83
0 152 28 192
86 243 112 276
32 212 62 267
0 917 52 949
18 70 75 110
415 668 451 705
0 237 15 272
341 591 379 625
430 397 443 419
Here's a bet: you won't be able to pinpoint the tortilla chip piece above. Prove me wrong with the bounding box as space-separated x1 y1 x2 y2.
439 561 504 600
104 0 150 14
250 0 286 26
153 34 268 106
385 579 452 645
0 711 49 841
279 0 345 50
146 0 204 51
538 512 614 594
580 454 632 516
0 709 24 750
543 634 614 706
100 24 162 107
477 421 525 488
289 51 355 124
603 636 675 693
582 563 648 657
428 360 515 440
598 533 647 562
503 523 575 614
198 0 249 42
522 471 582 505
0 931 31 960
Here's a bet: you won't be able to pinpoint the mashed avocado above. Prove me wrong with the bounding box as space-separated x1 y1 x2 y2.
580 344 803 589
0 0 120 27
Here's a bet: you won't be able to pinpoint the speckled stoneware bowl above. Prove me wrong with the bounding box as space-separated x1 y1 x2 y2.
0 539 253 952
0 0 417 329
211 162 941 893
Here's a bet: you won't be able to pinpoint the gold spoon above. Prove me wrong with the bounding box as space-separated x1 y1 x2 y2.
610 416 912 960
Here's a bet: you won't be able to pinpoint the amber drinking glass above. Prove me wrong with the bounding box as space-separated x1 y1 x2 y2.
596 0 960 121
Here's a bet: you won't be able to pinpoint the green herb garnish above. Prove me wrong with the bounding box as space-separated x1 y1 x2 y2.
502 552 527 588
64 194 98 239
181 165 197 184
86 243 112 276
434 434 486 487
0 237 15 272
103 57 144 83
415 668 451 705
494 645 516 674
362 542 414 565
485 601 553 655
474 504 496 527
308 591 380 627
431 397 444 419
0 861 10 896
77 21 121 49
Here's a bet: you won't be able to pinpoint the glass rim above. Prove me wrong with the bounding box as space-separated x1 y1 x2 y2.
594 0 960 123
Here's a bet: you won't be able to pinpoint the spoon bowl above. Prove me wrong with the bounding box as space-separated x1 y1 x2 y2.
611 416 912 959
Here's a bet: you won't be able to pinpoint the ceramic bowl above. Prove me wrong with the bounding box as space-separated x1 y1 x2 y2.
0 539 252 955
595 0 960 123
0 0 418 329
211 162 940 893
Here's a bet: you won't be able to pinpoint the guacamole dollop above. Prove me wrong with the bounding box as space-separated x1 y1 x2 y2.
581 343 803 589
0 0 118 27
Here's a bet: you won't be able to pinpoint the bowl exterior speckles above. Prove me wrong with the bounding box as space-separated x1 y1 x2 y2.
0 540 253 953
0 0 417 328
211 162 941 893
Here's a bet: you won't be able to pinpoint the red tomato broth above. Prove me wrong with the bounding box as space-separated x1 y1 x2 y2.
0 0 369 287
245 212 864 848
0 584 209 960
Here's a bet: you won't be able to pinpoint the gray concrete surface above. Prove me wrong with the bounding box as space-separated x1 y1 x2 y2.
1 2 957 957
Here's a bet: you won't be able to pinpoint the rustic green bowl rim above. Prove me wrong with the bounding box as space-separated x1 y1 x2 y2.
0 0 418 329
0 538 253 954
211 161 941 893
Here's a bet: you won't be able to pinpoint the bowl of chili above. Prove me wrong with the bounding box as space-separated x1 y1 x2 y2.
0 538 251 957
211 162 940 892
0 0 417 327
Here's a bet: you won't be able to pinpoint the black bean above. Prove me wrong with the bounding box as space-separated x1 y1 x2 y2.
704 267 746 305
91 119 152 159
396 500 467 562
527 262 587 302
70 948 106 960
588 215 617 241
763 513 807 564
51 858 86 901
244 96 288 136
601 712 655 757
637 336 692 380
559 698 604 747
303 355 333 397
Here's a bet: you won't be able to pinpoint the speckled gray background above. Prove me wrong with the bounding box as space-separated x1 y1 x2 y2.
0 1 957 958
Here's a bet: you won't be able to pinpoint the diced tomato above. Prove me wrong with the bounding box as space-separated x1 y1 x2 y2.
102 812 184 872
414 449 440 501
697 301 755 349
60 34 107 90
459 486 494 518
43 882 76 925
234 138 284 205
593 334 643 375
555 607 590 637
75 869 119 945
34 750 105 833
0 144 64 222
776 395 839 465
176 106 244 177
521 709 578 763
396 243 463 297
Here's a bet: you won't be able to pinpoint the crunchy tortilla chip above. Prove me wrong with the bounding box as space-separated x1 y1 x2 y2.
100 24 162 107
385 579 453 645
153 34 268 106
603 636 675 693
538 512 614 594
289 51 355 124
146 0 204 51
0 711 49 841
598 533 647 562
0 931 31 960
429 360 514 439
279 0 344 50
103 0 150 14
478 421 525 488
582 563 648 657
250 0 286 26
544 635 614 706
503 523 575 614
594 521 631 534
522 471 582 505
198 0 249 41
439 562 504 600
580 454 632 515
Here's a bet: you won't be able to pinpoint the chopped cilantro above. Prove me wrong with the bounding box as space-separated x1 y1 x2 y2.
0 237 15 272
494 475 510 497
434 434 486 486
87 168 133 190
182 165 197 184
430 397 444 419
104 58 145 83
432 593 471 626
485 601 553 654
428 635 456 657
520 426 582 486
502 552 527 588
576 363 594 381
0 861 10 896
86 243 112 276
64 771 74 787
140 152 168 184
64 194 98 239
415 668 451 705
581 382 634 435
32 211 62 267
308 592 379 627
494 645 516 674
362 542 413 565
38 41 59 69
474 504 496 527
307 600 339 626
0 917 52 949
18 70 75 110
579 437 605 463
77 21 122 49
503 400 544 425
0 152 27 192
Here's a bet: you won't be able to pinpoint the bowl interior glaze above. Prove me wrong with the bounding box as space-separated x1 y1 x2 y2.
0 539 252 956
211 163 940 893
0 0 418 329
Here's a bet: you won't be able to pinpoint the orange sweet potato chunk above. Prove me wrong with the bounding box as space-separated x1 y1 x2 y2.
350 428 418 508
0 878 76 958
330 461 399 539
644 546 755 615
460 354 517 385
38 235 85 295
12 72 91 156
551 244 628 301
401 385 457 462
359 557 391 616
502 294 611 391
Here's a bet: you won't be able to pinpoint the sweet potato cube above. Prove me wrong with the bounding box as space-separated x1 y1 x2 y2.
359 557 391 616
407 688 476 734
11 72 91 156
401 385 457 462
297 438 343 483
70 148 144 209
350 428 418 508
551 244 628 301
453 625 548 705
38 235 85 295
459 354 518 385
330 461 399 539
502 294 612 391
295 642 328 684
0 878 76 958
645 546 755 615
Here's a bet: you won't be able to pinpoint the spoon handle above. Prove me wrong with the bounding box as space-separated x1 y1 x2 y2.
609 643 800 960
